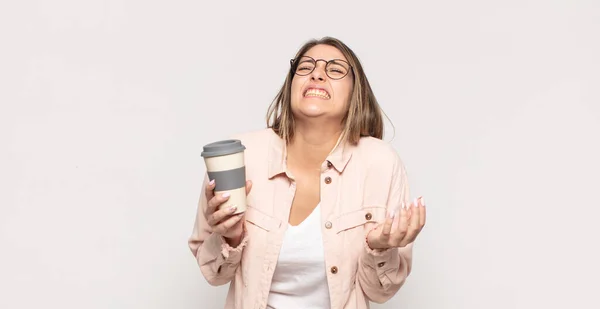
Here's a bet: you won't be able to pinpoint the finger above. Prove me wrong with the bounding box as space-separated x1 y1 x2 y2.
419 196 427 228
207 204 239 226
409 198 420 230
204 179 217 216
401 227 420 247
401 219 422 246
213 213 244 235
391 203 401 232
205 179 216 201
401 198 422 246
205 192 231 218
245 180 253 195
398 199 421 247
380 209 396 239
391 205 409 244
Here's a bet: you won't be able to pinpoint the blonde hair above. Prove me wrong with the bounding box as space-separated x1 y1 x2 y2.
266 37 386 145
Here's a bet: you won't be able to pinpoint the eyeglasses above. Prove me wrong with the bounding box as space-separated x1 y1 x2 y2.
290 56 352 80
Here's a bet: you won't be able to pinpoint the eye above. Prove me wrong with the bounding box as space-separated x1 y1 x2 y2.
327 63 348 76
296 60 315 73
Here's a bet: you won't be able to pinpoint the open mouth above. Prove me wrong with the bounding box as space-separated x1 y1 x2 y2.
303 88 331 99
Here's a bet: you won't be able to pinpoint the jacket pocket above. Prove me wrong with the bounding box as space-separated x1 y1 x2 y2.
331 205 387 294
241 206 280 291
244 205 281 232
334 205 386 234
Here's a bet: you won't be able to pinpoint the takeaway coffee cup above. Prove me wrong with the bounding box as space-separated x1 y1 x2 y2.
201 139 247 214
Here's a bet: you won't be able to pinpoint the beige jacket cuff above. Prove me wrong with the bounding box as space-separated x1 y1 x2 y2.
361 240 402 276
200 231 248 271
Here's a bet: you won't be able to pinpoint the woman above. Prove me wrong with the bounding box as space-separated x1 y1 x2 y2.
189 36 426 309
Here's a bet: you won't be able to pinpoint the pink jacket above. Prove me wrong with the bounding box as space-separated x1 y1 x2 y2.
189 129 413 309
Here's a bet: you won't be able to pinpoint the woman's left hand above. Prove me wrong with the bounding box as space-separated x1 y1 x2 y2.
366 196 427 250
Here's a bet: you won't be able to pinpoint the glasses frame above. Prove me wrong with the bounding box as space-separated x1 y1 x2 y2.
290 56 353 80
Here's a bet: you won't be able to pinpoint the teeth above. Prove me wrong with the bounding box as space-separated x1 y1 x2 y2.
304 88 330 99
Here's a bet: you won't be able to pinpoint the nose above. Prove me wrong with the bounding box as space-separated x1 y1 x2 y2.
310 62 327 82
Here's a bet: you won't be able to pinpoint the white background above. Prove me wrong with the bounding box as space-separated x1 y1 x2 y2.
1 0 599 308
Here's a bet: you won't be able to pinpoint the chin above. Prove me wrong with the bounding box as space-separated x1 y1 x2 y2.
296 110 324 119
299 99 329 112
291 104 323 118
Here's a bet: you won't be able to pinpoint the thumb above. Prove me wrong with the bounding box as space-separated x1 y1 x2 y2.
367 226 383 250
245 180 253 195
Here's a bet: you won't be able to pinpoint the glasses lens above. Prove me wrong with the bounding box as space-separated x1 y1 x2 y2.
326 60 349 79
294 57 315 76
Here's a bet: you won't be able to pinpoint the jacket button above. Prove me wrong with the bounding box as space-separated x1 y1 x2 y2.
365 212 372 220
377 262 386 268
327 161 333 168
325 221 332 229
330 266 338 274
324 176 332 184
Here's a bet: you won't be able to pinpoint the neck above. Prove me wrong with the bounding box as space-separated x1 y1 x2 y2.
286 121 343 170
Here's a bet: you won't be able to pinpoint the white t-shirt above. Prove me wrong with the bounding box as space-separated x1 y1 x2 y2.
266 204 331 309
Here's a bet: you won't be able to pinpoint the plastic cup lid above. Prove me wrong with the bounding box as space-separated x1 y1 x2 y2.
201 139 246 158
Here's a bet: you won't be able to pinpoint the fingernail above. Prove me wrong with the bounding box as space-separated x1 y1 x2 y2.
230 205 237 212
413 198 419 207
209 179 215 185
419 196 425 206
222 192 230 198
402 201 406 209
387 209 395 219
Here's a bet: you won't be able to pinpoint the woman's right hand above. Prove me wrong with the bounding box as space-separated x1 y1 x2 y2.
204 179 253 247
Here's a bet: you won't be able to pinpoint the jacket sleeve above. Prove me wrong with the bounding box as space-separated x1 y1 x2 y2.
188 174 248 286
356 152 413 303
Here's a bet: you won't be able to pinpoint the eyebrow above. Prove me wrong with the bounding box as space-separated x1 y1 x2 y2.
304 56 348 63
329 59 348 65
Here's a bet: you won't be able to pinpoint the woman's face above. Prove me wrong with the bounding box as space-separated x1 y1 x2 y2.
290 44 353 122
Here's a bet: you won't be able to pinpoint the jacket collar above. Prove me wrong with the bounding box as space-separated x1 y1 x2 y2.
267 131 353 178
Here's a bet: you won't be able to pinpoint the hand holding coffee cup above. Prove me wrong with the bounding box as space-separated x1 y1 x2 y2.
201 139 251 245
203 178 252 244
